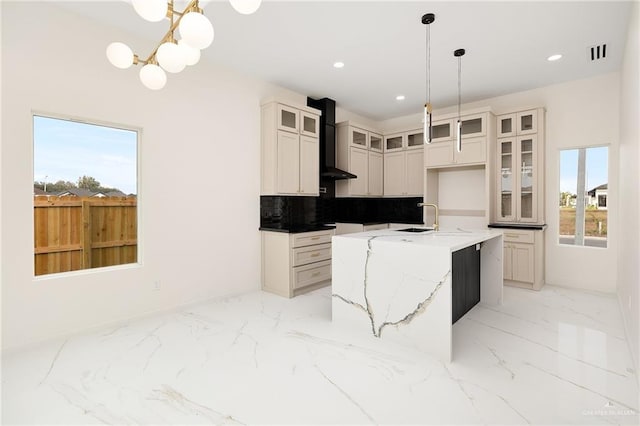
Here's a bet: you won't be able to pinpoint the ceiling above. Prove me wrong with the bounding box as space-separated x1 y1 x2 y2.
57 1 632 121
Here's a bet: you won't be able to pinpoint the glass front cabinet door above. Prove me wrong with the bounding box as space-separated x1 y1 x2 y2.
277 104 299 133
517 136 537 222
498 139 516 221
497 136 538 223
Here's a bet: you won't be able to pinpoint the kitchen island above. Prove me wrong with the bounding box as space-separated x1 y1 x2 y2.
332 227 503 362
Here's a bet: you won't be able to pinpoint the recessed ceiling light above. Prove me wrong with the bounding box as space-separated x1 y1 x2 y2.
547 54 563 62
396 95 405 101
333 62 345 69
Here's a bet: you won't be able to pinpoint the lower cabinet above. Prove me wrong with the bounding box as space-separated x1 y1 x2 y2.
452 244 481 324
261 229 333 298
502 229 544 290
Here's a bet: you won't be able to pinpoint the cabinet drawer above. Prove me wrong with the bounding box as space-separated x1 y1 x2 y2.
502 230 534 244
291 230 333 248
292 260 331 289
292 243 331 267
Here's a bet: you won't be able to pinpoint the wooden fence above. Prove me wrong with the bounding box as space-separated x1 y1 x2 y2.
34 196 137 276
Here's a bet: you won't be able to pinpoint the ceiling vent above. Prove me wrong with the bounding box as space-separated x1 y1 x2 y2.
588 44 607 61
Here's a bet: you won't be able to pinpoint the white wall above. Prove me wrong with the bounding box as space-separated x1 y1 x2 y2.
380 73 621 293
617 1 639 377
0 2 307 351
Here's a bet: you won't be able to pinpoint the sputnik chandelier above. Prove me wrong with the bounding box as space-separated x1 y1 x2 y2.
106 0 262 90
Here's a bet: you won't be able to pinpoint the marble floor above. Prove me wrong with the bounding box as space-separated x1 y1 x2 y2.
2 285 638 425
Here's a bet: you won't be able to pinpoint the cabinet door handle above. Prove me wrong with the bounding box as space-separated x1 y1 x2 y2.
310 253 320 257
311 271 321 277
310 237 320 240
504 233 520 238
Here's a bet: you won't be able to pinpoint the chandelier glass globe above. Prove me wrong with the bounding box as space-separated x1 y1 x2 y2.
132 0 168 22
178 12 214 50
229 0 262 15
178 39 201 66
139 64 167 90
106 42 134 69
156 41 187 73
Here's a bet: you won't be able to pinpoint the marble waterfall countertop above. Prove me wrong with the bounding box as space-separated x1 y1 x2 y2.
331 227 503 362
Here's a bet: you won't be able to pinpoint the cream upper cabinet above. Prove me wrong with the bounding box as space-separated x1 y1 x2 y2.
276 130 300 194
277 104 299 133
517 109 538 135
383 152 405 196
261 100 321 196
405 149 424 195
370 133 383 153
430 119 455 143
384 149 424 197
368 151 384 196
497 113 517 138
425 112 492 169
383 134 424 197
348 147 369 196
299 135 319 195
494 107 545 224
460 113 486 138
384 133 404 152
349 127 369 149
300 111 320 138
336 122 385 197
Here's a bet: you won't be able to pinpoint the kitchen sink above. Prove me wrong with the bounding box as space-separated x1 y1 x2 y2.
395 227 434 233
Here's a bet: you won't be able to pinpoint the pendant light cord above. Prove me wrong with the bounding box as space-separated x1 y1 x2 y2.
457 55 461 122
426 23 431 106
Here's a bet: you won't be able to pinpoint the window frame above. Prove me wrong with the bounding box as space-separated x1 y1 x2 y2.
31 110 143 279
557 144 609 250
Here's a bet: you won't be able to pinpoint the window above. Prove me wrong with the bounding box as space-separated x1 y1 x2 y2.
33 114 138 276
559 146 608 248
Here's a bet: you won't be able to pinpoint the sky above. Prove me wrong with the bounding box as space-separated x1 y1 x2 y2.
559 146 608 194
33 115 137 195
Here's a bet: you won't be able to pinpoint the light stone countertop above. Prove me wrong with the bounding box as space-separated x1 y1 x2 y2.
333 227 504 252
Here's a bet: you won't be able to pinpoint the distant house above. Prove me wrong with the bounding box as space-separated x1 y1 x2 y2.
33 187 48 196
56 188 97 197
587 184 608 210
55 188 129 198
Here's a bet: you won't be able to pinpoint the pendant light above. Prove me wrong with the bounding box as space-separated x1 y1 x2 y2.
422 13 435 144
454 48 465 152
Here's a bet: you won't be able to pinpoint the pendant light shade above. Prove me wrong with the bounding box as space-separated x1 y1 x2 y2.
132 0 168 22
139 64 167 90
156 41 187 73
106 42 134 69
229 0 262 15
454 48 466 153
178 39 201 66
422 13 435 144
179 12 214 50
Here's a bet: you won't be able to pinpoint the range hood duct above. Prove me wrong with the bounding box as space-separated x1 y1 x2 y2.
307 97 357 180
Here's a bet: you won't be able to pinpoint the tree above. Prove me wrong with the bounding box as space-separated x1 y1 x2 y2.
34 180 77 193
77 175 101 191
559 191 573 207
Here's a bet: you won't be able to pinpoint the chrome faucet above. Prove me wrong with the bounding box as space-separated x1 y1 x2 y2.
417 203 439 231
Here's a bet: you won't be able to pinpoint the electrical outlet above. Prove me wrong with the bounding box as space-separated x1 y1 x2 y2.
153 280 161 291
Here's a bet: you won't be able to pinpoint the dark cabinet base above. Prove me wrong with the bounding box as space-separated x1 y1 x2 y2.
452 244 481 324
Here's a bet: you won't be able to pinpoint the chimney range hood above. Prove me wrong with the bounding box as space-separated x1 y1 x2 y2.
307 97 357 180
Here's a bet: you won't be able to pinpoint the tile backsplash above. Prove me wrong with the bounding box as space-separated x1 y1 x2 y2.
260 196 423 229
